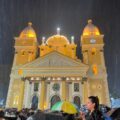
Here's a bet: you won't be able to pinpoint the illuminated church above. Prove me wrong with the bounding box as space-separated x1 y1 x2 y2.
6 20 110 110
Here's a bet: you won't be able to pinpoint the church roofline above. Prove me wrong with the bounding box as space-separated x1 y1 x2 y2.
13 51 88 70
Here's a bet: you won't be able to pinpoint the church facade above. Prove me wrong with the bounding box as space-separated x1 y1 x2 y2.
6 20 110 110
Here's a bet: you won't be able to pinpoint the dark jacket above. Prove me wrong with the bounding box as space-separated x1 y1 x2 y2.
85 110 105 120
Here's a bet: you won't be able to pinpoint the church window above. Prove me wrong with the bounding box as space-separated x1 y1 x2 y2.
52 83 60 91
91 48 96 55
31 95 38 110
72 48 75 50
85 50 88 52
34 83 39 91
74 96 81 108
64 45 66 47
29 51 33 54
74 83 79 92
21 51 25 55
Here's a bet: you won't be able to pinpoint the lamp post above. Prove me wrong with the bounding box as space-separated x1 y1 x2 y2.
57 27 60 35
71 36 75 44
42 36 45 45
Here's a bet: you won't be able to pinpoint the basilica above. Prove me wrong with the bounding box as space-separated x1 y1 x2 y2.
6 20 110 110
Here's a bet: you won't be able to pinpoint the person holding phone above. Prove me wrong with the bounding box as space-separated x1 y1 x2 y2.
80 96 104 120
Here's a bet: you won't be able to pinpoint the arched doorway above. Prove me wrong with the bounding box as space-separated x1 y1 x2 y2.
74 96 81 108
31 95 38 110
51 95 61 108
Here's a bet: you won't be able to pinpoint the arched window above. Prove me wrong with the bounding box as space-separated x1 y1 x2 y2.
31 95 38 110
21 51 25 55
51 95 61 108
74 96 81 108
91 48 96 55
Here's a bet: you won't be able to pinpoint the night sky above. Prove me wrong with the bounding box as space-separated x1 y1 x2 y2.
0 0 120 104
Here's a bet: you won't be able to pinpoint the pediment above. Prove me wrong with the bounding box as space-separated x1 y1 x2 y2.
17 51 88 68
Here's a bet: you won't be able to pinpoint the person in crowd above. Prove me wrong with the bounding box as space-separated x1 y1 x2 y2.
64 113 75 120
80 96 104 120
0 110 5 120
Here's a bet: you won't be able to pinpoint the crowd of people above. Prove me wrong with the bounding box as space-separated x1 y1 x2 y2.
0 96 120 120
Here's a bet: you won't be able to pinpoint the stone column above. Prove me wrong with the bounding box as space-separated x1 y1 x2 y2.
39 78 46 110
46 82 50 109
81 82 85 104
81 78 88 104
68 82 72 102
61 77 66 101
23 80 30 108
6 75 14 108
18 78 25 110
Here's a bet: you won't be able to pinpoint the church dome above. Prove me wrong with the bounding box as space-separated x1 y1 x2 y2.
19 22 37 39
46 35 69 46
83 19 100 36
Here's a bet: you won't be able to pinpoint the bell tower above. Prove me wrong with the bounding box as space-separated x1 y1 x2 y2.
6 22 38 110
15 22 38 65
81 20 110 106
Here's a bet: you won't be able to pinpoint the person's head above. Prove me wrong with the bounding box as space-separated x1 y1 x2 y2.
0 110 4 118
86 96 99 111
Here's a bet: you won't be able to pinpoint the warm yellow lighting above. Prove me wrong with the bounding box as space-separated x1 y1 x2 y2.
18 69 23 75
46 35 69 46
92 64 98 75
28 33 35 37
83 30 100 36
83 19 100 36
83 32 89 35
19 22 37 38
13 95 19 105
44 102 47 109
91 48 96 55
21 51 25 55
95 31 100 35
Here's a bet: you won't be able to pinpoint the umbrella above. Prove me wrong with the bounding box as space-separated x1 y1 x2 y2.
51 101 78 114
72 103 80 111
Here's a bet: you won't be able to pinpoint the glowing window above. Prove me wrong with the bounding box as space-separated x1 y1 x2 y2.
92 64 98 75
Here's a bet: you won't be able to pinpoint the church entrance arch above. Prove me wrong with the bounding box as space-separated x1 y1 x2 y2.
50 95 61 108
31 95 38 110
74 96 81 108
